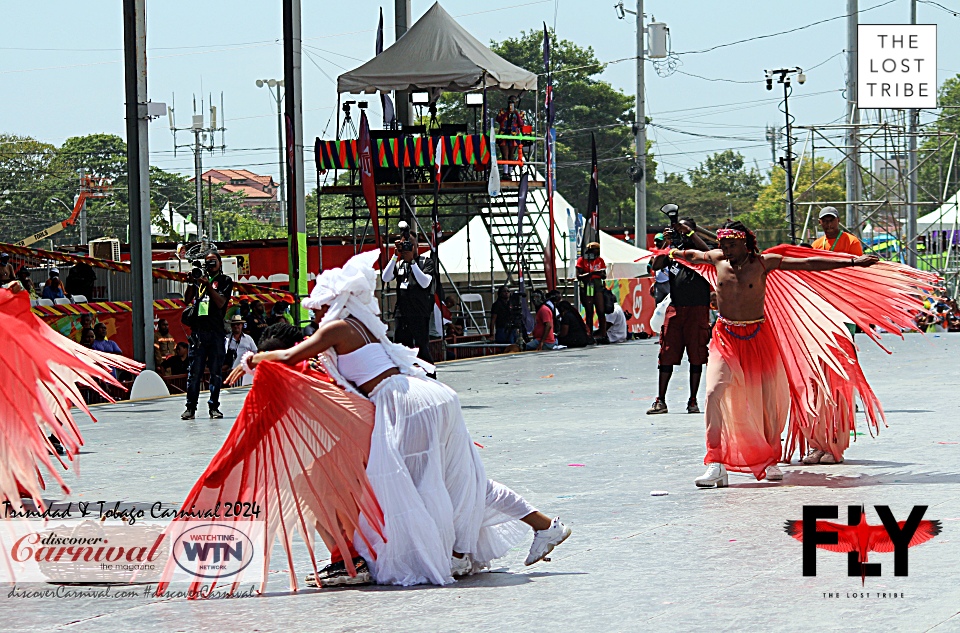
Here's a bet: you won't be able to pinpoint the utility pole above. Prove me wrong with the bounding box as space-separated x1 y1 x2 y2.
394 0 412 127
79 168 88 245
615 1 648 247
845 0 860 233
906 0 918 267
283 0 308 325
122 0 155 370
635 0 646 248
256 79 286 228
193 129 203 240
169 96 224 245
765 126 778 168
766 67 805 245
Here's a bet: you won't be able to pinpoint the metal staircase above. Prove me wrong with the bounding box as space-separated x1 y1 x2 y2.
479 179 551 292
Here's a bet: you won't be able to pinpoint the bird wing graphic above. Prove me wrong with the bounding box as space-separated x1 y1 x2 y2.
0 287 141 508
868 520 943 553
156 360 384 596
784 519 861 553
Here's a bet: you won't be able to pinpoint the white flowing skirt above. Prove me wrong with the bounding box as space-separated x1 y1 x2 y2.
355 374 530 586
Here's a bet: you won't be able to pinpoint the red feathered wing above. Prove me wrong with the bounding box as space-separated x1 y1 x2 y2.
680 246 939 461
156 360 384 595
784 518 942 554
0 287 141 508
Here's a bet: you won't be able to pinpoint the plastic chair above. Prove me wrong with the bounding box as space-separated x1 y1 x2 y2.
37 298 55 307
459 293 488 335
54 297 73 305
72 294 88 303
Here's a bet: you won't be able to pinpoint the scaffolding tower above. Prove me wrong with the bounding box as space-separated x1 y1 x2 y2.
791 107 959 294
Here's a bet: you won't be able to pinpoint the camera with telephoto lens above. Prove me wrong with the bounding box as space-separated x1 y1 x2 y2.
397 220 414 252
189 260 203 280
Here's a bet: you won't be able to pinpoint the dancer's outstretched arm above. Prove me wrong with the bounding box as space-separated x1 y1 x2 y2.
226 320 352 384
670 248 722 266
772 253 879 271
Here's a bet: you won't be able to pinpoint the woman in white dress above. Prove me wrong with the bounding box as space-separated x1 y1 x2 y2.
230 251 570 587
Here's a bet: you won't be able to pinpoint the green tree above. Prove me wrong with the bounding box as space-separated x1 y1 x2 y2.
648 150 763 229
918 74 960 205
0 134 65 243
439 29 656 229
745 156 845 247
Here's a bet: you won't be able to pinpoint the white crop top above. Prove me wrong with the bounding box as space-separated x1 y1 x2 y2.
336 318 397 386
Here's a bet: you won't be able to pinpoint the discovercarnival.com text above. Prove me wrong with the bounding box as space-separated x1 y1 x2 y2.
6 584 257 600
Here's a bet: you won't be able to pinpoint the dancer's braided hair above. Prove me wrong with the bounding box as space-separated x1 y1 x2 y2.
721 220 759 256
258 322 304 351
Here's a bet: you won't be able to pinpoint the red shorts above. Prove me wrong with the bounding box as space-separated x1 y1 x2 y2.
658 304 711 366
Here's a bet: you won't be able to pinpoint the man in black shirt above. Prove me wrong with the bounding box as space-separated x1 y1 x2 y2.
647 217 712 415
161 342 191 376
382 232 435 371
182 250 233 420
489 285 516 344
245 299 268 344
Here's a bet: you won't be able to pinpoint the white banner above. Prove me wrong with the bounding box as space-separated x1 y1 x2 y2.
0 519 265 586
858 24 937 109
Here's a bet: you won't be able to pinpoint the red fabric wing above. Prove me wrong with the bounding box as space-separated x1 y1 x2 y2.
868 520 943 553
675 247 939 462
0 288 141 508
156 360 384 596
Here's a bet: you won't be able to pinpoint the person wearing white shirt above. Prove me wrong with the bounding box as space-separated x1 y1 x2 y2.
605 301 628 343
225 315 258 386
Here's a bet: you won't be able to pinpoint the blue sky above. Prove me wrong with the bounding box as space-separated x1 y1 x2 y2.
2 0 958 193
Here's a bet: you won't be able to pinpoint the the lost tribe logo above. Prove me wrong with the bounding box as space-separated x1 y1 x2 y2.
784 505 941 584
172 524 255 580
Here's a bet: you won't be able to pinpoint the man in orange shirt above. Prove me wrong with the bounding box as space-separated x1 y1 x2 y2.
811 207 863 255
805 206 863 466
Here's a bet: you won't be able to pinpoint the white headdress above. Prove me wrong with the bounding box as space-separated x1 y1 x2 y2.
301 250 432 393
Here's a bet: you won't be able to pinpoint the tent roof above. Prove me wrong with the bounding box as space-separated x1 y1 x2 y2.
917 190 960 231
337 2 537 95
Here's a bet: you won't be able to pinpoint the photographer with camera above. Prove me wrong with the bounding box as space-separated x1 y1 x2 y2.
489 285 516 344
647 205 712 416
181 250 233 420
576 242 608 343
382 222 436 374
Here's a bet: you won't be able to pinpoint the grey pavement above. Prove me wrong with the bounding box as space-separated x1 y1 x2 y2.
3 334 960 632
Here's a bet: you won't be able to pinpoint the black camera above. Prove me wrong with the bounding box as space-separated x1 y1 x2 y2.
397 220 414 253
190 260 203 280
661 203 680 225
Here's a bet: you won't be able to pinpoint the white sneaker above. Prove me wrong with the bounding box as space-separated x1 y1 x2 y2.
695 463 728 488
820 453 843 465
451 554 473 577
524 517 571 566
765 464 783 481
802 449 825 465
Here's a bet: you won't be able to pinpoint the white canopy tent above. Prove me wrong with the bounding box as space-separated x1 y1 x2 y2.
917 191 960 233
151 204 197 240
337 2 537 95
437 187 652 284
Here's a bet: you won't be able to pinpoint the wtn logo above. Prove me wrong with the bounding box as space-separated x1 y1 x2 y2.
181 542 243 564
784 505 941 585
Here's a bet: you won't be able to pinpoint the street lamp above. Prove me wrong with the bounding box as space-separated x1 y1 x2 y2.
257 78 286 228
765 66 804 245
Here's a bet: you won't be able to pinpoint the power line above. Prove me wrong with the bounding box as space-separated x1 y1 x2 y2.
674 0 898 55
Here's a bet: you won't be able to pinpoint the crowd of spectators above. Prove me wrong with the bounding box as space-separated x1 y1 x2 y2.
918 295 960 332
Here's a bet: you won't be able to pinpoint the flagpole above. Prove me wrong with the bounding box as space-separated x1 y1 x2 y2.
544 24 557 291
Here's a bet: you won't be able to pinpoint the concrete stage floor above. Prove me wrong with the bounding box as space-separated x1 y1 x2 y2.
2 334 960 632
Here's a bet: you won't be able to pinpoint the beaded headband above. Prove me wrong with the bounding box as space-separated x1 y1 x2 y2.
716 228 747 240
